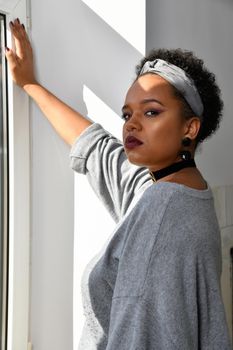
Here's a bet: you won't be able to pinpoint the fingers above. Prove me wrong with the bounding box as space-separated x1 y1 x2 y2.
5 18 36 87
9 18 32 60
11 18 30 43
9 19 25 59
5 47 18 73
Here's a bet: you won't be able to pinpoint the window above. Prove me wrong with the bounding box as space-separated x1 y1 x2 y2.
0 1 30 349
0 13 8 350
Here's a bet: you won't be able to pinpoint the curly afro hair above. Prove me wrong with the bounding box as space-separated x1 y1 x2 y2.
135 48 224 146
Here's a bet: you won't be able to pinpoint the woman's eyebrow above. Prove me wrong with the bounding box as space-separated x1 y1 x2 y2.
121 98 164 111
141 98 165 106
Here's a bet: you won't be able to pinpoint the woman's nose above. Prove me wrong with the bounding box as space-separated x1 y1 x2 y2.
125 114 142 131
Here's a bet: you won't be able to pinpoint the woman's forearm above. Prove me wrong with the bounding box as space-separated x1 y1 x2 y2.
24 82 92 146
5 19 92 146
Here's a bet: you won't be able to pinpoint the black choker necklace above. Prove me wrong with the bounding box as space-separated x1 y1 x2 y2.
149 159 196 182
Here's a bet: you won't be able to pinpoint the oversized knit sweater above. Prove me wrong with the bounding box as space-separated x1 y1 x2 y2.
69 123 232 350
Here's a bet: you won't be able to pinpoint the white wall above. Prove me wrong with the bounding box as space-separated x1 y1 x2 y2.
29 0 233 348
29 0 145 349
147 0 233 187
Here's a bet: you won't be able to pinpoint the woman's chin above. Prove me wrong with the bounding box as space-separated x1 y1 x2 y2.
126 154 147 167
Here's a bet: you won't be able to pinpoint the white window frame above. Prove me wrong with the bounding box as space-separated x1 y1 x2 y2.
0 1 30 349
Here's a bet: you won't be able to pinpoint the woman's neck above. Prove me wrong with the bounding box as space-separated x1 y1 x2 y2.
155 167 207 190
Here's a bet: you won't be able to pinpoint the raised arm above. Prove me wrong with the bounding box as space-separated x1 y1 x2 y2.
5 18 92 146
6 18 152 218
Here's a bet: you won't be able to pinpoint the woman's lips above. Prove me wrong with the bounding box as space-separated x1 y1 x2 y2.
124 135 143 149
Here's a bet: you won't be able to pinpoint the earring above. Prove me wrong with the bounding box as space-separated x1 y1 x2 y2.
182 137 192 147
180 150 192 160
180 137 192 161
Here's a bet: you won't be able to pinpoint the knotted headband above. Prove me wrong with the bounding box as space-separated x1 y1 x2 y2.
139 59 204 118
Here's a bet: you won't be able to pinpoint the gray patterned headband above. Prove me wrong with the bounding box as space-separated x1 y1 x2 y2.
139 59 204 118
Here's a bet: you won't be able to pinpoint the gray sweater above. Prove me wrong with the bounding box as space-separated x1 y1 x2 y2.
69 123 232 350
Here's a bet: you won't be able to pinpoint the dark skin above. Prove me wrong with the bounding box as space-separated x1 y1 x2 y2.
122 74 207 190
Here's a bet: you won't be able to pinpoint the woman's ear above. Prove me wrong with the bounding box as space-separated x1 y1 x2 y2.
184 117 201 140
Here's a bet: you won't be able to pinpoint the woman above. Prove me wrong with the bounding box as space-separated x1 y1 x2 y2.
6 18 232 350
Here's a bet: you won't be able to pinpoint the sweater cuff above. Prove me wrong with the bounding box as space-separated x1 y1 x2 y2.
69 122 108 174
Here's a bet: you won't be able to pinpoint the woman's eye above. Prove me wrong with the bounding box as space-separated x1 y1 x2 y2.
121 110 160 121
121 113 131 121
145 110 160 117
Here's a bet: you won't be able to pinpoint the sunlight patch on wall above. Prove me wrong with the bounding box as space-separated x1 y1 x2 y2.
83 84 124 141
81 0 145 55
73 85 126 348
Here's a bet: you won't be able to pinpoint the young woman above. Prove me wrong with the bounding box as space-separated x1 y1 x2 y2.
6 18 232 350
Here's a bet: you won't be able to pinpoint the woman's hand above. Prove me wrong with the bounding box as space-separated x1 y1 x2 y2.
5 18 92 145
5 18 37 88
